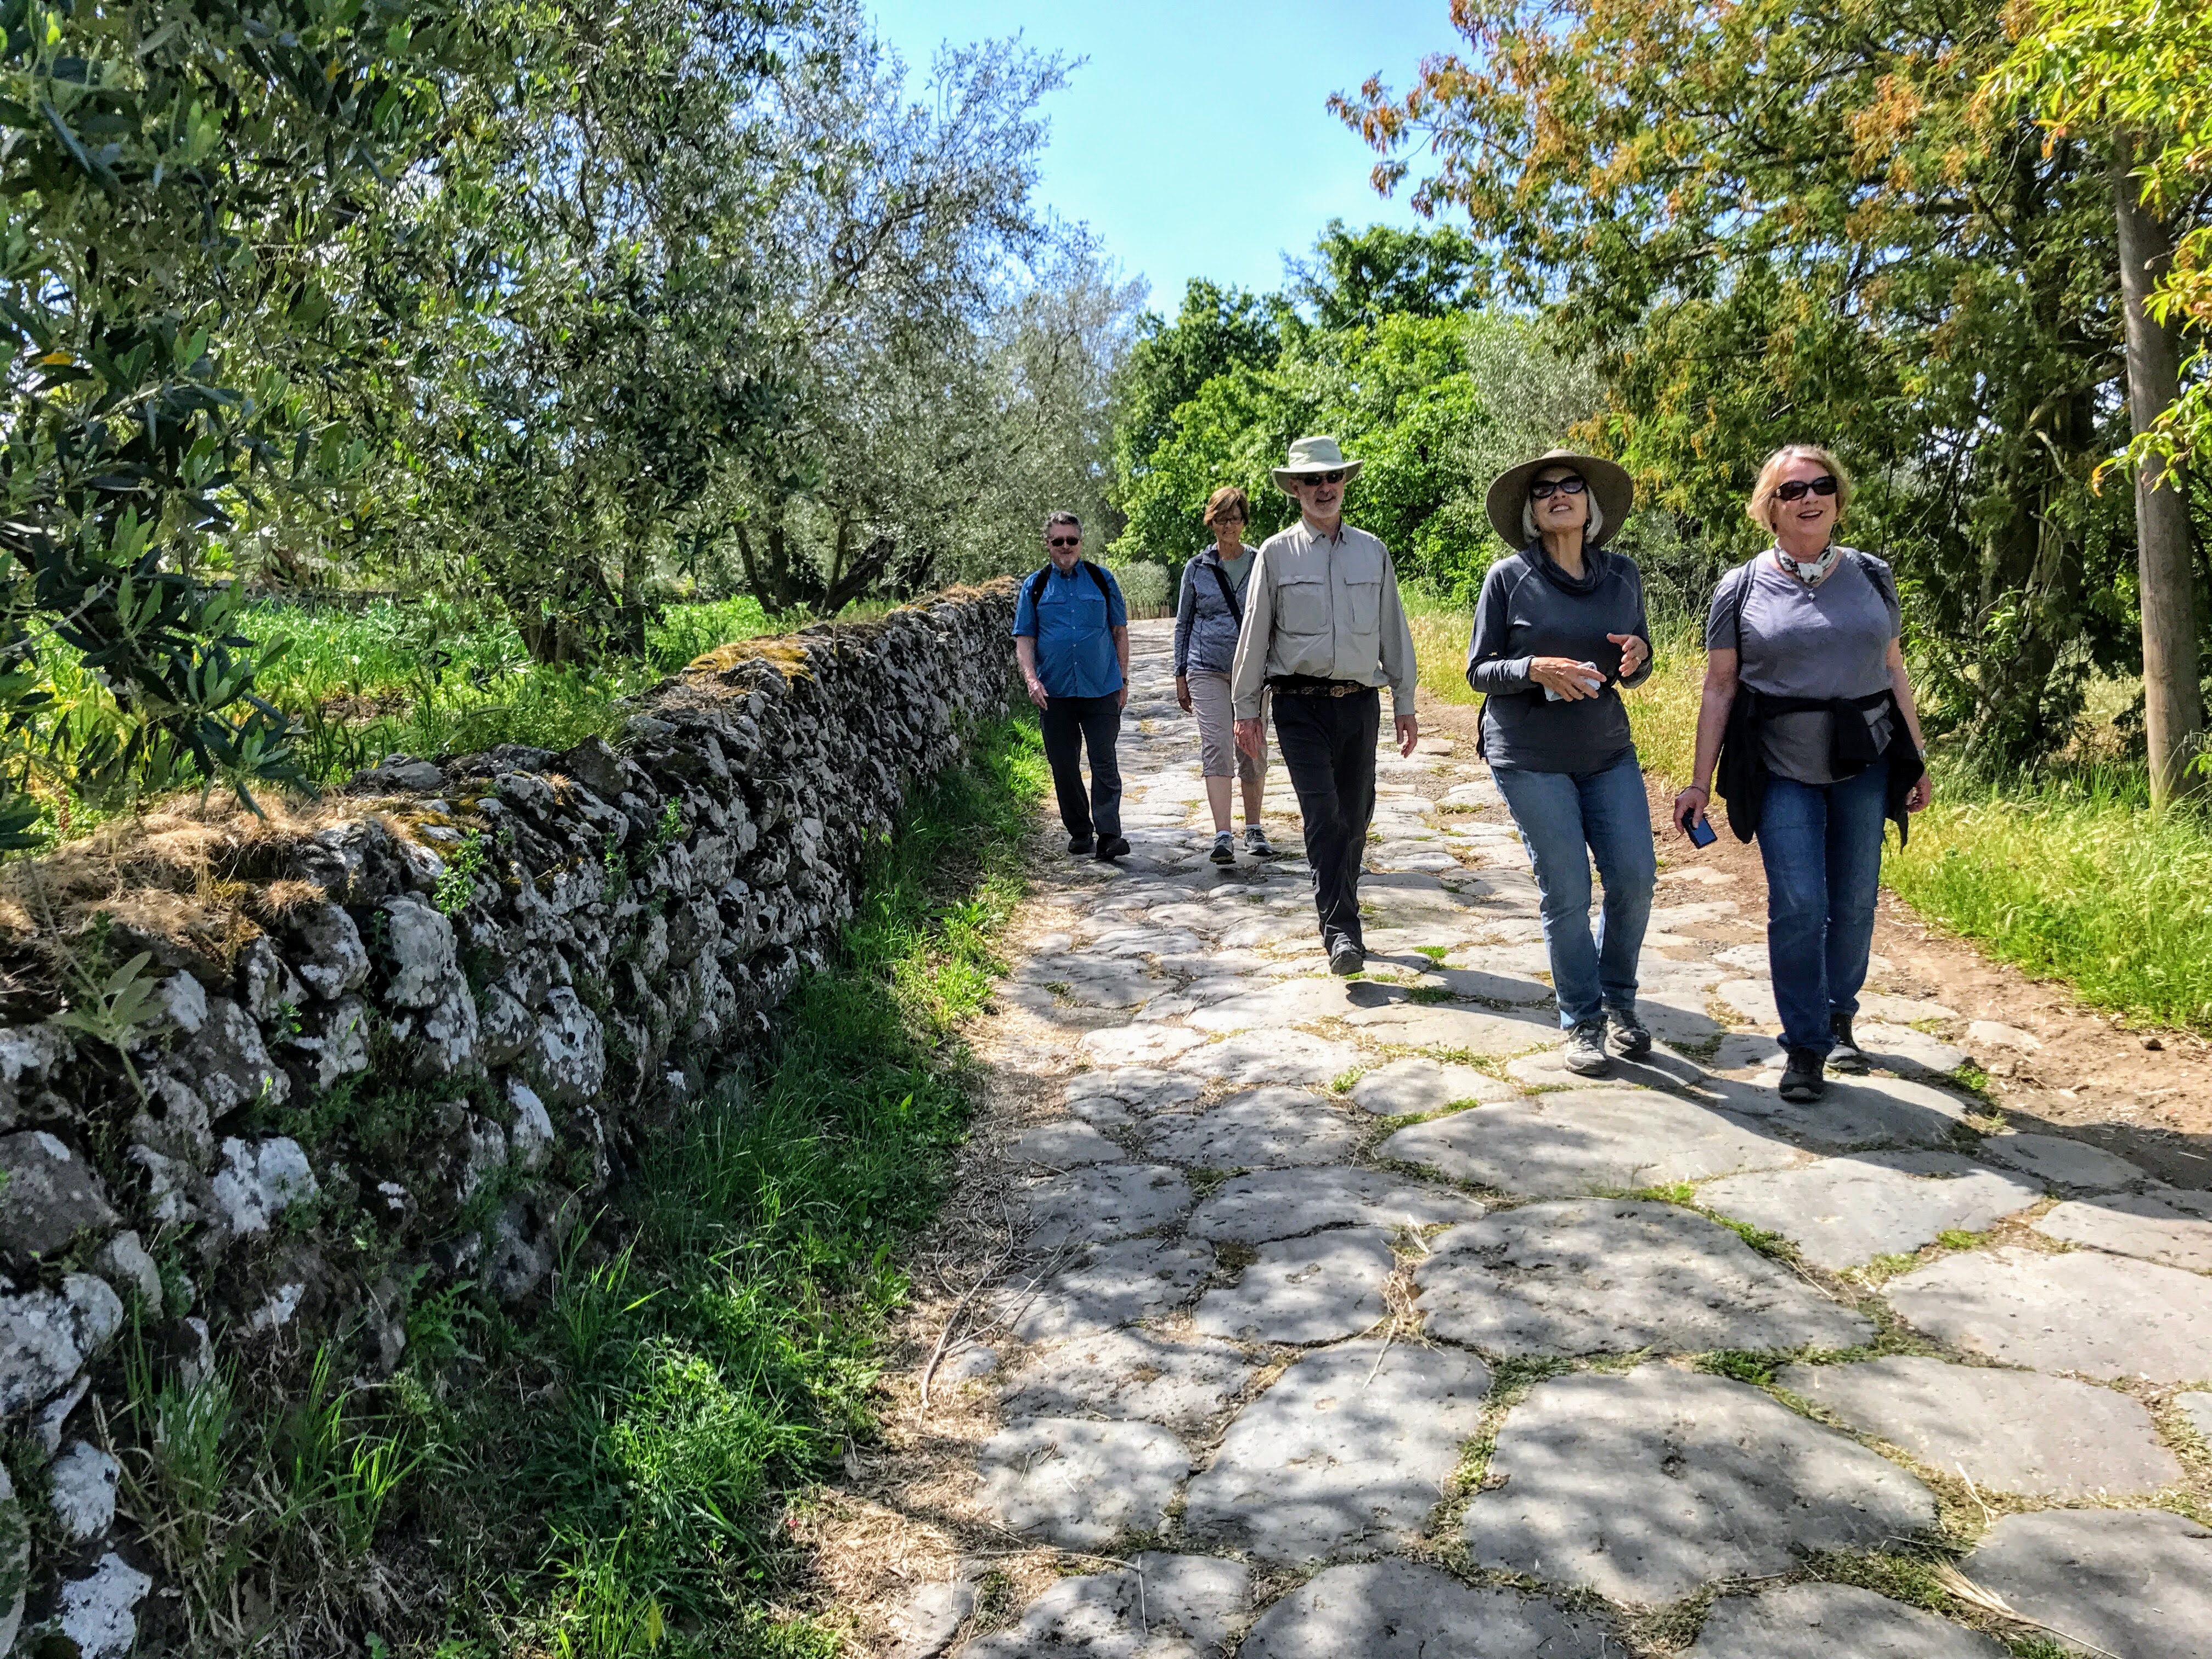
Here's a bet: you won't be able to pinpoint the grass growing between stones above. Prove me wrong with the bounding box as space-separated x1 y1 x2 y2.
230 714 1047 1657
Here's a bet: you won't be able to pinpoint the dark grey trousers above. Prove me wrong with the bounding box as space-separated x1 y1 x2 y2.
1272 687 1380 955
1040 694 1122 839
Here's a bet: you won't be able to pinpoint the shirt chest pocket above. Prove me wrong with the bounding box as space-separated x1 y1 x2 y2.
1274 572 1331 639
1341 546 1385 639
1047 584 1108 631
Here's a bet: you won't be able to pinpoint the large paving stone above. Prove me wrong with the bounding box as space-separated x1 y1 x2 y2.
1001 1237 1216 1343
1407 965 1554 1006
2035 1189 2212 1271
1014 955 1166 1008
1350 1056 1518 1115
1187 1166 1485 1244
1685 1584 2004 1657
1184 975 1390 1033
1063 1067 1201 1122
1719 978 1781 1025
1856 1021 1972 1078
1733 1073 1975 1150
1020 1165 1193 1252
1965 1509 2212 1659
1178 1030 1365 1088
1238 1560 1611 1659
1775 1356 2182 1496
1885 1245 2212 1382
1077 1024 1206 1068
2182 1390 2212 1440
1336 1000 1556 1056
1465 1368 1937 1604
1382 1090 1798 1197
1008 1122 1124 1169
1695 1152 2040 1268
1138 1088 1362 1167
1193 1228 1392 1344
1980 1133 2141 1190
1000 1327 1255 1426
961 1553 1249 1659
973 1419 1187 1550
1418 1200 1870 1356
1183 1339 1489 1562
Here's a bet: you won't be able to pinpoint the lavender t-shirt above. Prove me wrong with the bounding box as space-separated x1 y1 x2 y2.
1705 550 1901 785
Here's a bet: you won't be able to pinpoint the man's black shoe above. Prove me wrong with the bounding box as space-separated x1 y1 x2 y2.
1068 834 1094 856
1329 941 1365 977
1829 1012 1870 1075
1779 1047 1827 1102
1094 834 1131 861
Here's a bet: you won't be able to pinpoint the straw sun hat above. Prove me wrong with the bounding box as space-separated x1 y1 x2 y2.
1271 435 1364 492
1485 449 1634 548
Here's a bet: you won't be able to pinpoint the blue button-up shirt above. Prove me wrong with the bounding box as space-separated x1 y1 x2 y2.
1012 562 1128 698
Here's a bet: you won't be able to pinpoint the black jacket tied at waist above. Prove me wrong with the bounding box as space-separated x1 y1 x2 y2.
1714 685 1925 845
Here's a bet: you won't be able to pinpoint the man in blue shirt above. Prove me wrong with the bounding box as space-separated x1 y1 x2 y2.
1013 511 1132 859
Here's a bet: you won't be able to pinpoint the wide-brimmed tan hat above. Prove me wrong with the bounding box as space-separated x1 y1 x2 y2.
1272 434 1364 492
1485 448 1633 548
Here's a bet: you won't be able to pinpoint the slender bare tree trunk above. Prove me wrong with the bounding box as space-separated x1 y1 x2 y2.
2112 143 2204 806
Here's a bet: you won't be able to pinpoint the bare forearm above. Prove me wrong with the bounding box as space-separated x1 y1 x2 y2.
1015 636 1039 681
1114 625 1130 680
1691 675 1735 788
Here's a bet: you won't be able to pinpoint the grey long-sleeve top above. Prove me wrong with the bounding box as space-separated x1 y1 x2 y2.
1465 543 1652 772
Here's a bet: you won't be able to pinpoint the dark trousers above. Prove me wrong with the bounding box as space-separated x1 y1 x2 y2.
1040 695 1122 840
1272 688 1380 953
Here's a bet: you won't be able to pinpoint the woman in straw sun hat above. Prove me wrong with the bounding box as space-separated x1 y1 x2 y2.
1466 448 1657 1077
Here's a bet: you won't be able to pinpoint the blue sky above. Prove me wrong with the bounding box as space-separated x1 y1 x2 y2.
872 1 1468 314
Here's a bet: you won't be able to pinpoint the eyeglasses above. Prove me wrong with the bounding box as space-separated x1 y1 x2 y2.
1775 475 1839 502
1293 470 1347 486
1529 476 1587 500
1048 535 1081 548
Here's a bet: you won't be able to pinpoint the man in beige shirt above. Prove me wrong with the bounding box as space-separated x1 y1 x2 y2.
1232 435 1419 974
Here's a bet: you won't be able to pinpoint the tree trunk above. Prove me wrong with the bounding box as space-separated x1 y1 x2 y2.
2112 143 2204 806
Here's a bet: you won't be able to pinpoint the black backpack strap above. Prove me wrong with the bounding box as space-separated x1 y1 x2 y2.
1027 566 1051 610
1205 557 1243 626
1083 560 1112 602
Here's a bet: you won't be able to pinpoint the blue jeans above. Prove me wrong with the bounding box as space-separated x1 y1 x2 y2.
1756 759 1889 1054
1493 755 1657 1028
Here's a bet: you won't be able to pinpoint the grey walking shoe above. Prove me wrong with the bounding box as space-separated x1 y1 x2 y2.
1609 1007 1653 1060
1829 1012 1870 1074
1780 1047 1827 1102
1563 1019 1611 1076
1210 831 1237 865
1329 941 1365 977
1244 825 1277 857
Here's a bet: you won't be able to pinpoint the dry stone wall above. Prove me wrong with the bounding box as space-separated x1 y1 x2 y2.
0 580 1019 1654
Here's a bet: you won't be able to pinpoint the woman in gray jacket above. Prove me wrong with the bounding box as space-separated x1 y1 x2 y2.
1175 486 1275 864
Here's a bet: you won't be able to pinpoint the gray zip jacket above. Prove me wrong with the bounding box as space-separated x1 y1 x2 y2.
1173 547 1254 676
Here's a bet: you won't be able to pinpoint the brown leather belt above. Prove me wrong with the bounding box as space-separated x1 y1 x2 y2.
1268 676 1374 698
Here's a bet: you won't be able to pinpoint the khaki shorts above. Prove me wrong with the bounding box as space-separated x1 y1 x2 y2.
1187 671 1268 782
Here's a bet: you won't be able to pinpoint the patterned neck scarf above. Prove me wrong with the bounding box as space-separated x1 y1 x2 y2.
1773 541 1843 585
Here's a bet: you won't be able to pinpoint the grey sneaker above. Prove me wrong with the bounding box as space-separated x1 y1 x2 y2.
1210 831 1237 865
1244 825 1277 857
1609 1007 1653 1060
1329 941 1365 977
1563 1019 1611 1076
1829 1012 1870 1075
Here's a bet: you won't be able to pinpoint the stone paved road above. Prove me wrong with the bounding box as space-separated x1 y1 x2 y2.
934 620 2212 1657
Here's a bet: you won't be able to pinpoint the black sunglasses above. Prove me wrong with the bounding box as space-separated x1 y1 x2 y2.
1775 475 1839 502
1529 475 1587 500
1293 470 1347 486
1048 534 1081 548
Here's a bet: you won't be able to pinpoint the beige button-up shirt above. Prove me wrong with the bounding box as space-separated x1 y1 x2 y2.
1229 517 1419 720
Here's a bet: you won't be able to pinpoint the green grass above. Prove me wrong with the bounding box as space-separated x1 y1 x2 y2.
117 713 1047 1657
1887 773 2212 1033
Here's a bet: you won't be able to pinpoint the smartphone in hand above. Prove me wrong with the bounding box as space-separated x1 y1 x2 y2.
1684 813 1718 848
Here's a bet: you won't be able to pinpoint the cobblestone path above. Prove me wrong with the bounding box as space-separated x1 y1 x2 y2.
938 620 2212 1657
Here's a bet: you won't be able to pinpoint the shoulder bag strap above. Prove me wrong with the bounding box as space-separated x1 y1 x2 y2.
1082 560 1112 602
1206 557 1243 626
